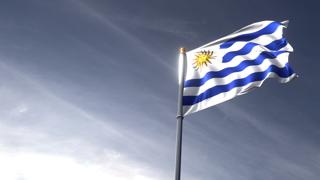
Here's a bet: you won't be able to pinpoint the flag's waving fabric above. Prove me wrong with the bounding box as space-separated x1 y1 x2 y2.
183 20 296 116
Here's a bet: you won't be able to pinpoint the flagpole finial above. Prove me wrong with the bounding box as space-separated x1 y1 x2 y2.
179 47 186 54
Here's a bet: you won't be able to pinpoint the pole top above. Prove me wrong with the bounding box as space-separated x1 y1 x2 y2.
179 47 186 54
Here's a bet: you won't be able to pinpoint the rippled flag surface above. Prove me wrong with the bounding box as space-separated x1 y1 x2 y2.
183 20 297 116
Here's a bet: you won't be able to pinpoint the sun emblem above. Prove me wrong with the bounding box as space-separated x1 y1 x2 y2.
193 50 215 70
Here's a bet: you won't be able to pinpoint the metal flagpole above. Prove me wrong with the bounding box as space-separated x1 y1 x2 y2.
175 47 187 180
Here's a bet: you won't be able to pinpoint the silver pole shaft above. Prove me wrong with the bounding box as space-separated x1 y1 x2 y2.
175 47 186 180
175 116 183 180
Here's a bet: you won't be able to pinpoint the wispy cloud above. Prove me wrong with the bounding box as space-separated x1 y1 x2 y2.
108 14 200 39
69 0 174 71
0 60 170 179
0 149 158 180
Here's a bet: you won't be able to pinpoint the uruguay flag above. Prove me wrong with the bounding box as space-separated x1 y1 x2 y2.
182 20 297 116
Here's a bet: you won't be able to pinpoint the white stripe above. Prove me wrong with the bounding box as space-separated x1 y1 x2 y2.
184 53 290 96
185 43 292 80
203 30 290 59
183 73 297 116
227 25 285 49
188 20 287 51
221 43 291 65
197 21 274 49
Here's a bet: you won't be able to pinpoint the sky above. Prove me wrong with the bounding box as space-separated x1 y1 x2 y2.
0 0 319 179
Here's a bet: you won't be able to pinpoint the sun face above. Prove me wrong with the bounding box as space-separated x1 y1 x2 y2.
193 50 215 70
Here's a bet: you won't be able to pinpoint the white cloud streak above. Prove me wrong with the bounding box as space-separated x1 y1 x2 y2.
69 0 174 71
0 60 168 180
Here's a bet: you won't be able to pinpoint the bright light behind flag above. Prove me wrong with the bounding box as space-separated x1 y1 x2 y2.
182 20 297 116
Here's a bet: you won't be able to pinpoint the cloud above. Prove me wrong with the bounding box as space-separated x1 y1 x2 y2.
0 149 158 180
0 60 170 179
107 14 199 39
69 0 174 71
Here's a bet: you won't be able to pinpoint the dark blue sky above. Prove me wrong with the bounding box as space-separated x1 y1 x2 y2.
0 0 319 179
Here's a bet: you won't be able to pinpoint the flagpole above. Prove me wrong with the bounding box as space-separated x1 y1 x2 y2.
175 47 186 180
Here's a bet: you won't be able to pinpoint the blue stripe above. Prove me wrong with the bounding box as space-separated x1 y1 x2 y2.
265 38 288 50
220 21 281 49
184 51 288 87
183 64 294 106
222 38 288 63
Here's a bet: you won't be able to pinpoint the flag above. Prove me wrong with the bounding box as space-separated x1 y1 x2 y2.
182 20 297 116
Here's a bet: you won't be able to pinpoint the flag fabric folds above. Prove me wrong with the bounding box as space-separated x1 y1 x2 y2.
182 20 297 116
